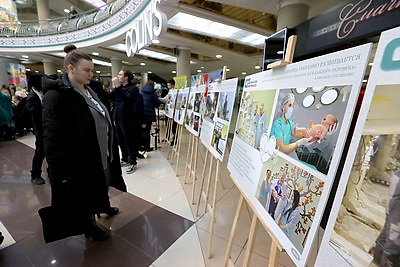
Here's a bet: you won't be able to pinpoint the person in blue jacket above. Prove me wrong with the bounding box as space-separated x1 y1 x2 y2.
140 80 161 153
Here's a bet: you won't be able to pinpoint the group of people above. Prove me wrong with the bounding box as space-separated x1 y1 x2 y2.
14 44 167 243
258 168 301 238
0 83 32 140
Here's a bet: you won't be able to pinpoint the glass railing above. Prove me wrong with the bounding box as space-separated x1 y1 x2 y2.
0 0 131 37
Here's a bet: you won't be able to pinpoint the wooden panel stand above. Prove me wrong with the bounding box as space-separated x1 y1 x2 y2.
267 35 297 70
163 117 173 154
183 133 200 205
169 123 183 175
223 174 284 267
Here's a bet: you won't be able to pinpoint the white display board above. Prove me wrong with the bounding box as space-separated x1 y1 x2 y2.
165 89 178 119
199 78 238 162
227 44 372 266
174 87 189 125
185 84 206 136
316 26 400 267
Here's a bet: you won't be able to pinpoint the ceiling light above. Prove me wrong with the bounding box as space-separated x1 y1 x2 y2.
96 70 100 74
226 68 230 72
21 55 29 58
302 95 315 108
200 66 204 69
172 70 176 73
81 0 106 8
26 68 31 71
56 70 61 73
197 70 202 73
152 39 160 44
368 62 373 66
362 79 368 83
147 71 152 74
35 70 39 73
241 72 247 75
92 52 100 56
168 12 269 47
216 55 222 58
140 62 146 66
277 51 284 55
51 52 111 66
64 9 70 13
255 65 261 69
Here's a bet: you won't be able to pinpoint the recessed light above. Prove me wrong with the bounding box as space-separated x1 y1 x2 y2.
241 72 247 75
172 70 176 73
362 79 367 83
255 65 261 69
226 68 230 72
216 54 222 58
197 70 202 73
56 69 61 73
21 55 29 58
96 70 100 74
140 62 146 66
200 66 204 69
26 68 31 71
92 52 99 56
152 39 160 44
64 9 69 13
368 62 373 66
35 70 39 73
277 51 284 55
147 71 152 74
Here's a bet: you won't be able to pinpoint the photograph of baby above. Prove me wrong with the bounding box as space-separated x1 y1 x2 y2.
174 92 188 123
204 92 219 122
235 90 276 150
270 86 350 174
193 115 200 132
216 91 235 122
255 155 325 253
211 121 229 155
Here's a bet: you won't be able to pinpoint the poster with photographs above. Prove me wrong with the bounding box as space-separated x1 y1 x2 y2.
316 26 400 267
165 89 178 119
227 44 372 266
200 78 238 162
174 87 189 125
173 76 187 89
185 84 206 136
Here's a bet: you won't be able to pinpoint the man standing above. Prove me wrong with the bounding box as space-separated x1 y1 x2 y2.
110 69 144 174
26 73 46 185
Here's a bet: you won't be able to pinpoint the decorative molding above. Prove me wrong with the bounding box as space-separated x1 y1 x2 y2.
0 0 147 51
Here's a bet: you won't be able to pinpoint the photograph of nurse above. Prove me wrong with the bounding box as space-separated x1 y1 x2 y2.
270 88 344 174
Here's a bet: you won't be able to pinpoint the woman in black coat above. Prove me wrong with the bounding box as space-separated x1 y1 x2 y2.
140 80 161 152
41 44 126 242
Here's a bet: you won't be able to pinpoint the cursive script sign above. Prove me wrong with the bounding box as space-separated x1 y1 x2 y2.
338 0 400 39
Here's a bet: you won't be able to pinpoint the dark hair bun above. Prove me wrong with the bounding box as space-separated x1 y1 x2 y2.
64 44 77 54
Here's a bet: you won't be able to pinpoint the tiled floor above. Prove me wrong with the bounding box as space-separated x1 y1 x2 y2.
0 130 320 266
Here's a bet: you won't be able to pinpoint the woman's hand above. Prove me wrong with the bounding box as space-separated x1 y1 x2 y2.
326 122 339 136
297 137 314 147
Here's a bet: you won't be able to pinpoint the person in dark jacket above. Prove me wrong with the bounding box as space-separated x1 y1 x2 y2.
109 68 144 174
140 80 161 152
41 44 126 242
26 72 46 185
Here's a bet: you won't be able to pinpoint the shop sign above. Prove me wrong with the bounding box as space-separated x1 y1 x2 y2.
125 0 167 57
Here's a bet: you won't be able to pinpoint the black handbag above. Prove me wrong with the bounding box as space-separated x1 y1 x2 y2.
38 205 87 243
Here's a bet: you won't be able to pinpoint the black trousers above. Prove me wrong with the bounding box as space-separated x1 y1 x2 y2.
31 135 45 178
115 122 137 165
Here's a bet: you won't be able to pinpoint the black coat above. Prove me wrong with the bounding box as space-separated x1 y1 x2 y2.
26 90 43 137
109 82 144 127
42 74 126 231
140 85 161 123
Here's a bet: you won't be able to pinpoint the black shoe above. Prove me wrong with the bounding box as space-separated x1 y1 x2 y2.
137 153 145 159
85 226 109 241
96 207 119 218
31 177 45 185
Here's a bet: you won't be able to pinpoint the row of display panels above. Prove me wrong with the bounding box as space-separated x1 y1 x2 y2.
164 25 400 266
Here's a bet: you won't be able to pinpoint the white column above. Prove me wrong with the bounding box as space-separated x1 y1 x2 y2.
36 0 50 24
277 0 310 30
110 58 122 79
43 60 56 75
176 47 191 87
